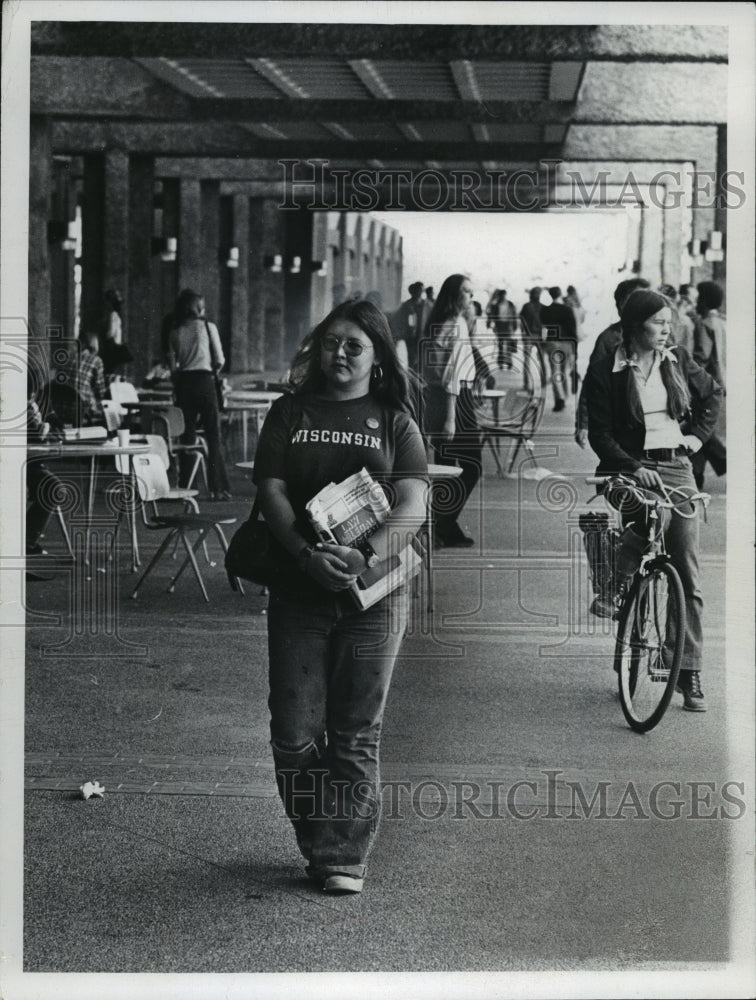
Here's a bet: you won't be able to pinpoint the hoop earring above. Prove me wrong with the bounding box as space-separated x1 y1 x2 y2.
372 364 384 383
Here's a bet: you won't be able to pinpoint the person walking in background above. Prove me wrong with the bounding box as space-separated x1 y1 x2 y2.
100 289 133 380
574 277 651 447
540 286 577 412
424 286 435 308
168 288 231 500
390 281 430 373
519 286 544 392
564 285 586 393
583 290 722 712
678 284 698 324
691 280 727 488
253 299 428 894
486 288 518 369
421 273 483 548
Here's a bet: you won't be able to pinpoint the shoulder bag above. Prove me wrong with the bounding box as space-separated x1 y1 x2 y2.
224 496 282 587
224 396 299 587
204 319 226 412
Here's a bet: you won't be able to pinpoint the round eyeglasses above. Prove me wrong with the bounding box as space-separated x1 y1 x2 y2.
321 334 368 357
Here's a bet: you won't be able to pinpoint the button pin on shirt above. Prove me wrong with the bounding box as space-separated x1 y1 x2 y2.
365 417 380 430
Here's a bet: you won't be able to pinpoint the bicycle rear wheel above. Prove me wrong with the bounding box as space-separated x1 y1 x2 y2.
615 560 686 733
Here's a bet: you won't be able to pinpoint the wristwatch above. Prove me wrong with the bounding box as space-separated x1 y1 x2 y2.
357 540 379 568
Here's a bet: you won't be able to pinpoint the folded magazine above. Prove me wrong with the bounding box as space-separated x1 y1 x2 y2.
305 468 422 610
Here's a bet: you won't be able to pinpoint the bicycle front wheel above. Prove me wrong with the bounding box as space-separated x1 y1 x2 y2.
615 560 686 733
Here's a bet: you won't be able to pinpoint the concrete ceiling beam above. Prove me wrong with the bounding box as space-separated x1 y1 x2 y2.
31 23 728 63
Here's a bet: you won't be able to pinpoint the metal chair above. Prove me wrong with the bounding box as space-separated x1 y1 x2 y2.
147 405 209 492
129 453 243 602
113 435 202 571
479 388 546 477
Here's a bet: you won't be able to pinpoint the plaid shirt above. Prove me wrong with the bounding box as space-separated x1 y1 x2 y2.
59 348 106 420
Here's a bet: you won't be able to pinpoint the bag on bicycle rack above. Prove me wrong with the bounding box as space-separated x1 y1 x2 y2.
615 523 649 580
578 512 615 597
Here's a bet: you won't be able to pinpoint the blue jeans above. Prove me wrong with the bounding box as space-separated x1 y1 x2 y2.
623 456 703 673
266 586 408 878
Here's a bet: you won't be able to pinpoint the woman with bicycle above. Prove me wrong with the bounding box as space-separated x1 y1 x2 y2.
583 289 722 713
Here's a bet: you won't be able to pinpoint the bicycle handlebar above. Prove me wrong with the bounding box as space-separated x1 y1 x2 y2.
585 474 710 515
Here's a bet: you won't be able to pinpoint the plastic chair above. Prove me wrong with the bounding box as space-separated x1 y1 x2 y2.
129 453 243 602
111 434 203 571
108 381 140 406
148 405 209 492
101 399 125 433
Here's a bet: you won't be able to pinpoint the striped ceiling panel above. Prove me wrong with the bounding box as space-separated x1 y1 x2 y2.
363 62 459 100
138 57 282 98
482 123 545 142
244 121 338 141
469 62 551 100
259 59 373 99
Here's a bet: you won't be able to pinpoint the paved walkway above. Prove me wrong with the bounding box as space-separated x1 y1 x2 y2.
6 370 752 998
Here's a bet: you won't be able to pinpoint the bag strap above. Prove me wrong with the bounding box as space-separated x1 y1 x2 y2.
204 319 220 373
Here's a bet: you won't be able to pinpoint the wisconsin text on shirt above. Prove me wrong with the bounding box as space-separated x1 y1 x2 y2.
291 429 382 448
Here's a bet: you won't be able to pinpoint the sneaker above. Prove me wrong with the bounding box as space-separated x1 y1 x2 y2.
676 671 707 712
553 400 565 412
323 874 364 894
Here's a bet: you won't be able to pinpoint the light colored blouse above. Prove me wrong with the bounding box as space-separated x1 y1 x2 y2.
170 318 225 373
424 316 477 395
613 346 684 450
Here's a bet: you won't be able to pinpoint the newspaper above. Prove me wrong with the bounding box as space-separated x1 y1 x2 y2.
305 468 423 610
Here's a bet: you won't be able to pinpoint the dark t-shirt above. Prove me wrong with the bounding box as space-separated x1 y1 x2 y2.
253 391 428 533
541 302 577 342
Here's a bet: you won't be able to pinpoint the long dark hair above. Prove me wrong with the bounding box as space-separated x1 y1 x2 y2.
288 299 419 418
427 274 469 332
620 289 690 421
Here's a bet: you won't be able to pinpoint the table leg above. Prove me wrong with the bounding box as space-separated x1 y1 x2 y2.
242 411 248 463
85 456 97 566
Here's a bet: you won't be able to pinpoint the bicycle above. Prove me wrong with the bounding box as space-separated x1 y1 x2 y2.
582 473 710 733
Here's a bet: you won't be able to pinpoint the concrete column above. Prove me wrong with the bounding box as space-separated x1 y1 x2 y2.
231 193 250 372
201 180 221 323
80 155 104 334
28 118 52 346
103 148 130 319
247 198 265 371
178 178 202 292
262 197 285 373
127 154 155 379
310 212 329 324
638 202 664 287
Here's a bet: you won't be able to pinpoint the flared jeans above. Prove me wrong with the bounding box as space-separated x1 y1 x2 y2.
266 586 408 879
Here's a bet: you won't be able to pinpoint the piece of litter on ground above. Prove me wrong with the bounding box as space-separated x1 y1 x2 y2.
80 780 105 800
521 466 553 480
